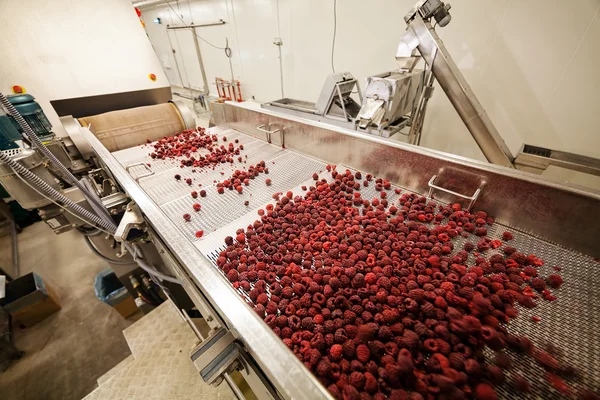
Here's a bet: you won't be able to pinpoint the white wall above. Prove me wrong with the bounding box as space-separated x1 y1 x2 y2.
0 0 168 137
140 0 600 188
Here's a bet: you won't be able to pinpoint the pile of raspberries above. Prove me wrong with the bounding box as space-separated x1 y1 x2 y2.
216 167 591 400
150 128 243 169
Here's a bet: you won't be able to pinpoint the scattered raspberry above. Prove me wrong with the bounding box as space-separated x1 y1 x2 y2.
191 191 198 198
174 174 181 180
265 178 272 186
502 231 514 241
192 203 201 211
185 178 192 185
547 274 563 289
195 230 204 238
183 213 191 222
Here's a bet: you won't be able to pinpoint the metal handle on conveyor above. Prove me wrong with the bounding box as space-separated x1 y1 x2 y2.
125 162 155 182
427 175 484 211
256 124 284 147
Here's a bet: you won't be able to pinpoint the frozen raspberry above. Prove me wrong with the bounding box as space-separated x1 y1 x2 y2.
183 213 191 221
342 340 356 359
363 372 378 393
236 233 246 243
356 344 370 363
195 230 204 238
514 374 531 392
192 203 201 211
226 269 238 282
382 309 399 324
474 383 497 400
349 371 365 390
448 353 465 370
330 344 343 360
533 349 560 370
531 277 546 292
547 274 563 289
502 231 514 241
256 293 269 305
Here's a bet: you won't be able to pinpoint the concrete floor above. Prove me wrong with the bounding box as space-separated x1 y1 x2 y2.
0 222 140 400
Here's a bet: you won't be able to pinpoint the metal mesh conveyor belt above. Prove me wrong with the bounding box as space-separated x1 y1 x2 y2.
113 127 600 399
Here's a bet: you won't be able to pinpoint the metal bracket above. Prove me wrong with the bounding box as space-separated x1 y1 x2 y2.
190 327 241 386
125 162 155 183
256 124 284 147
114 201 145 242
427 175 484 211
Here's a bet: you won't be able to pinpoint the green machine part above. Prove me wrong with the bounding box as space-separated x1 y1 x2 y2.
0 108 21 150
6 94 54 141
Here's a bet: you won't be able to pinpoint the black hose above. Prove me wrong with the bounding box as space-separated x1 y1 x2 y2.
83 235 134 265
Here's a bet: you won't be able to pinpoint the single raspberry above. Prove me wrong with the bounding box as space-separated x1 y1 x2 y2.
349 371 365 390
342 385 360 400
256 293 269 305
487 365 505 385
547 274 563 289
330 344 343 360
531 277 546 292
382 309 399 324
195 230 204 238
533 349 559 370
356 344 370 363
448 353 465 370
342 340 356 359
226 269 238 282
514 374 531 392
465 359 483 378
475 383 497 400
363 372 378 393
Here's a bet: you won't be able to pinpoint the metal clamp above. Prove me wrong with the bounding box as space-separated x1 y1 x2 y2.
256 124 284 147
125 162 155 182
427 175 484 211
114 201 145 242
190 327 241 386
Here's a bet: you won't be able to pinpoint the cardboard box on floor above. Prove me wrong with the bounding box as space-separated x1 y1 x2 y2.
0 272 61 328
112 295 138 318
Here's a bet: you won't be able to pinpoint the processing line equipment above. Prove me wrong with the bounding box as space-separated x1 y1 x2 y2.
1 1 599 399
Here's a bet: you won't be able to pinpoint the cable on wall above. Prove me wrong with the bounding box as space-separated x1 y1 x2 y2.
331 0 337 74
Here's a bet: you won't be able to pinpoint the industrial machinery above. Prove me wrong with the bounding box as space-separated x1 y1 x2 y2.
263 72 366 129
263 63 429 139
1 1 599 399
355 69 424 137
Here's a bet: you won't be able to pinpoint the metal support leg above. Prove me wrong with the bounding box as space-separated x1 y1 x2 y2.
0 202 18 278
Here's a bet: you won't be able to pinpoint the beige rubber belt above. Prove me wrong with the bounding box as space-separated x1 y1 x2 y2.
78 103 185 152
